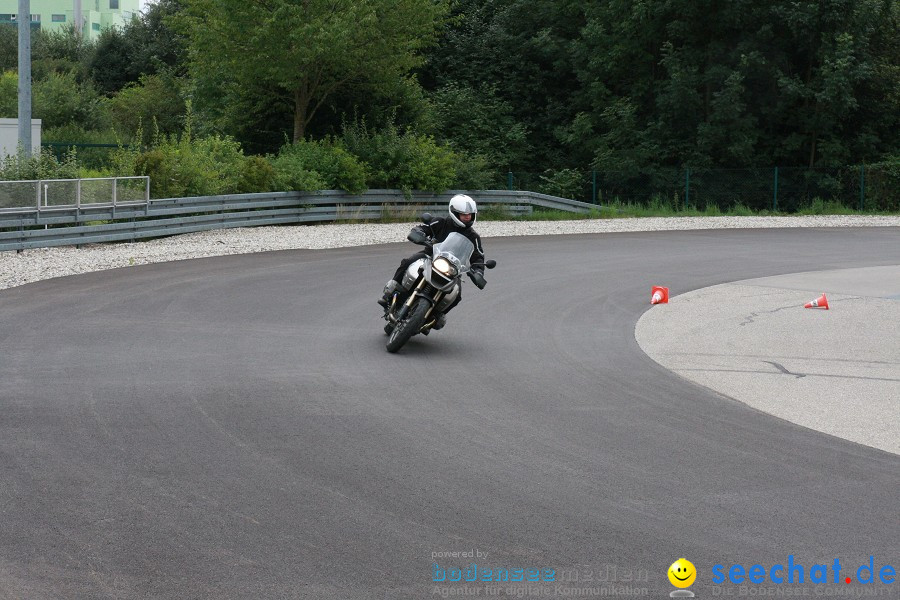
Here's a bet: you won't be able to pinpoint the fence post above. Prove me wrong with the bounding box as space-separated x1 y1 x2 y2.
507 172 513 191
591 170 597 205
859 164 865 212
684 168 691 210
773 166 779 212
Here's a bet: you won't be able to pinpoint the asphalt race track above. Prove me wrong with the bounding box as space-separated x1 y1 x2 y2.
1 228 899 599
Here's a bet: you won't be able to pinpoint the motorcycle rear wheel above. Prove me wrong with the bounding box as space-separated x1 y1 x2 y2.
386 299 429 353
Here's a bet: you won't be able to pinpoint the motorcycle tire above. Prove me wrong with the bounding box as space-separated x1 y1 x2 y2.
386 299 429 353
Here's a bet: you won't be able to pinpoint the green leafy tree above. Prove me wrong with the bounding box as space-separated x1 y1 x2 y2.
567 0 900 170
31 25 94 80
182 0 449 142
88 26 142 95
33 71 106 130
87 0 188 95
0 70 16 116
430 82 530 171
106 71 186 141
0 25 17 72
127 0 188 75
421 0 586 169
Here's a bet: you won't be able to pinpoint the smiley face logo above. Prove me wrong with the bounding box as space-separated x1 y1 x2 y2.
668 558 697 588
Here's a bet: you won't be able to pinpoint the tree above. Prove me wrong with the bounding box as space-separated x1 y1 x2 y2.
33 71 105 130
421 0 586 169
89 26 141 94
128 0 188 76
31 25 94 81
567 0 900 170
430 82 530 170
87 0 188 95
0 25 17 73
106 71 186 141
181 0 449 142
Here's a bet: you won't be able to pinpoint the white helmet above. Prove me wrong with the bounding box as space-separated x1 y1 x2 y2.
449 194 477 228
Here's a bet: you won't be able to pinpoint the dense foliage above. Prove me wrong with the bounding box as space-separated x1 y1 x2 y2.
0 0 896 201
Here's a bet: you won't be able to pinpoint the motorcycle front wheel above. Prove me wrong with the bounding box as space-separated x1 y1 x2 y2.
386 299 429 353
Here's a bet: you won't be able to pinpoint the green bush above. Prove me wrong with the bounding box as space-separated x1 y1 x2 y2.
729 203 754 216
132 128 255 198
866 157 900 212
34 71 106 130
450 151 494 190
0 148 80 180
105 72 186 143
271 139 366 193
341 120 457 193
537 168 585 200
234 156 277 194
0 70 15 116
268 153 327 192
42 124 125 170
795 198 857 215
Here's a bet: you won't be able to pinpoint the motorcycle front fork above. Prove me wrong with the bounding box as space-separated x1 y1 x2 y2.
389 278 443 324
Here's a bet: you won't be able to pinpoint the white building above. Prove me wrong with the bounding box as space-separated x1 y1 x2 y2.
0 0 141 40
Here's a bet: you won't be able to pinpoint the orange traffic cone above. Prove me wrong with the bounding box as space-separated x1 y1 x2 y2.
651 286 669 305
804 293 829 310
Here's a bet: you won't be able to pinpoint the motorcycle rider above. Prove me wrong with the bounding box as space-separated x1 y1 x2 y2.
379 194 486 329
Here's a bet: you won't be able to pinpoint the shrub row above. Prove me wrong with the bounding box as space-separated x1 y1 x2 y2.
74 122 484 199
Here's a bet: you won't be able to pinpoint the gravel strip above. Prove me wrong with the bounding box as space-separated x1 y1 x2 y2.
2 215 899 291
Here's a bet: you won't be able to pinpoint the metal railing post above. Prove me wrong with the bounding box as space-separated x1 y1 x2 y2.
507 172 513 191
684 168 691 210
773 166 778 212
592 170 597 205
859 164 865 212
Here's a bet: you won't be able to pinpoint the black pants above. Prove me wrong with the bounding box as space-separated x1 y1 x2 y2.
392 252 462 314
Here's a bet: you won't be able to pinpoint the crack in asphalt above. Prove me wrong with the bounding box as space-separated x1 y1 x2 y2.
739 304 809 326
678 365 900 383
659 352 900 366
762 361 806 378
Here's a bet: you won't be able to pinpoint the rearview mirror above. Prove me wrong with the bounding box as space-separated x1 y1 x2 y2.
421 212 433 223
485 260 497 269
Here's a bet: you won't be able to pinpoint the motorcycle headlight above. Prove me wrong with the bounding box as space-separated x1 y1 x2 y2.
433 257 457 277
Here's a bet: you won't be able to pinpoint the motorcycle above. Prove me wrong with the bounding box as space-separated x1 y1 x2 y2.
382 213 496 353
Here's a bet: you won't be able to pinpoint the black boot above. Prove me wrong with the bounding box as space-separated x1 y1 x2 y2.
378 280 400 307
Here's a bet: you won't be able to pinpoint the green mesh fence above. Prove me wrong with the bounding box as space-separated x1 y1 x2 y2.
498 166 898 213
41 142 121 170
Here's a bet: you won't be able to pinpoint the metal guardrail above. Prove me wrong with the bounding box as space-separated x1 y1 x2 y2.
0 189 595 252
